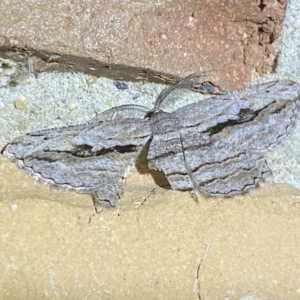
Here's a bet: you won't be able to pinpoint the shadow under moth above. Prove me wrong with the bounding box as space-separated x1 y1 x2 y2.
2 73 300 208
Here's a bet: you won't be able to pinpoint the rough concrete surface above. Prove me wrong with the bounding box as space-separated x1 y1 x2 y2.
1 0 300 299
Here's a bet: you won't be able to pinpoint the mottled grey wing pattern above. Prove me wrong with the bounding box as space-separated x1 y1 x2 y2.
2 75 300 208
2 118 152 207
148 80 300 198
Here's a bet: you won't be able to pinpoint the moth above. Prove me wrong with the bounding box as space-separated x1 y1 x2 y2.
2 73 300 208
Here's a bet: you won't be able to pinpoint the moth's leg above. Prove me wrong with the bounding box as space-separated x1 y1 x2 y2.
89 104 150 123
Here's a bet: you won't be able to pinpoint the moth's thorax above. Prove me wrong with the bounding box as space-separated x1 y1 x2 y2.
149 110 179 133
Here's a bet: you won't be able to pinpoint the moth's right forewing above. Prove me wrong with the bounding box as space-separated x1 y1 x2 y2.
173 96 269 197
228 80 300 150
156 80 300 198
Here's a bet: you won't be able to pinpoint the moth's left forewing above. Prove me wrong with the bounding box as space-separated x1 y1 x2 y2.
2 123 93 168
2 118 152 208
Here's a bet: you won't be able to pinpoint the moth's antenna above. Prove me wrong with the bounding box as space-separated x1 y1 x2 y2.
154 70 215 109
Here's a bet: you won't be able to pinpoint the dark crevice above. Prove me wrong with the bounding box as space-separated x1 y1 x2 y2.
258 0 266 11
135 138 171 190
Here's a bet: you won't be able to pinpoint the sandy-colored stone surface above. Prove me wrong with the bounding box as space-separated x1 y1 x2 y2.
0 0 287 89
1 157 300 299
